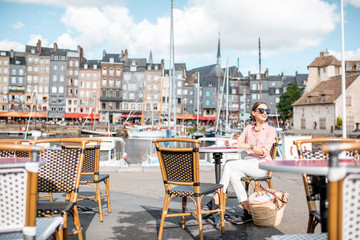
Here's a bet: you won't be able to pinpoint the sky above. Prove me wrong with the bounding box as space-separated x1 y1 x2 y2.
0 0 359 76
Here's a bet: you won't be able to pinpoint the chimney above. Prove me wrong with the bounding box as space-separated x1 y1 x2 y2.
265 68 269 77
36 40 42 54
124 49 128 60
78 46 84 63
121 50 124 59
10 49 14 59
103 50 106 57
161 59 164 70
53 42 58 51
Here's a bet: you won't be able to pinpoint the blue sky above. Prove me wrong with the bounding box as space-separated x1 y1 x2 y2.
0 0 359 76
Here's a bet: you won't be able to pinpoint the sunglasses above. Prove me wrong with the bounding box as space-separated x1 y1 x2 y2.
255 108 270 114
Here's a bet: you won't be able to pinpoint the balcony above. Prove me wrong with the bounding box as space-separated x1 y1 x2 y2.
100 96 122 102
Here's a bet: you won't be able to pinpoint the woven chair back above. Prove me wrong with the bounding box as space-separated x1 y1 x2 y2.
38 148 81 193
153 138 201 193
0 144 43 236
0 168 28 233
270 137 281 160
0 150 30 158
160 149 195 183
82 147 97 173
342 173 360 239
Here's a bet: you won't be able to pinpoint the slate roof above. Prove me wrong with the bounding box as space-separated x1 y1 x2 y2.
292 73 360 106
186 64 242 79
122 58 146 67
102 53 122 63
80 59 101 69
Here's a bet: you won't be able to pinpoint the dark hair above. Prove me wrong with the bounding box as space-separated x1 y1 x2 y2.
251 101 269 122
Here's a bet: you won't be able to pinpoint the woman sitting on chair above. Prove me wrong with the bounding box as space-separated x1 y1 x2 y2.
208 101 276 224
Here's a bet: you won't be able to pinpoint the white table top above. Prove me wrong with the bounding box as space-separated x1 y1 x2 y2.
199 146 247 153
259 159 358 176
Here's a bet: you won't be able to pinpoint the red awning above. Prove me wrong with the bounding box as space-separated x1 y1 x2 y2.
62 113 99 119
193 115 216 121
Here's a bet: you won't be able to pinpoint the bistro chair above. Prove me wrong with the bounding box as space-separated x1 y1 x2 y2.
241 137 281 193
293 137 360 233
323 141 360 240
271 140 360 240
60 138 111 222
153 138 225 240
0 143 64 240
34 138 87 240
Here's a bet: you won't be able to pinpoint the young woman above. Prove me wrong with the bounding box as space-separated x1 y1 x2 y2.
208 102 276 224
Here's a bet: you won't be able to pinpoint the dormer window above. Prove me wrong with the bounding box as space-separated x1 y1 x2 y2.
307 96 312 103
346 64 352 71
84 64 88 69
321 95 326 102
155 65 158 70
209 82 213 87
147 65 151 70
132 60 136 65
109 58 114 63
357 64 360 71
31 48 35 54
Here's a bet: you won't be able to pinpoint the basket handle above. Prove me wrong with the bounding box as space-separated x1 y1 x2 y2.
259 186 288 209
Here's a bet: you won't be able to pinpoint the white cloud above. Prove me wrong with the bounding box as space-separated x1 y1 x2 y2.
27 34 50 47
0 39 25 51
345 0 360 7
10 21 25 30
55 0 338 66
3 0 118 7
330 48 360 60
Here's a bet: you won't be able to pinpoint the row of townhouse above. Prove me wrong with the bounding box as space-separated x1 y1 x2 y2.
0 39 307 125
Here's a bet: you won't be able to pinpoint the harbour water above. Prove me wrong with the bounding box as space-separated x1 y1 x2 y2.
123 137 217 165
123 138 153 164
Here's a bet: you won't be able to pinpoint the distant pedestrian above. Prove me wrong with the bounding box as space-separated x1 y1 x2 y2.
314 121 317 129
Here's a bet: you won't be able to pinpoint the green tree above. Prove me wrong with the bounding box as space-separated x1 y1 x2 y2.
277 83 303 125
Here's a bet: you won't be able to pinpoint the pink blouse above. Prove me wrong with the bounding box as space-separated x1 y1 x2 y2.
237 122 276 160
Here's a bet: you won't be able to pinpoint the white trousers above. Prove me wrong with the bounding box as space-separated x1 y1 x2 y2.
219 156 267 203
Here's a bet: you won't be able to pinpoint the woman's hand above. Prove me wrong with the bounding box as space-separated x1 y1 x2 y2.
225 140 249 149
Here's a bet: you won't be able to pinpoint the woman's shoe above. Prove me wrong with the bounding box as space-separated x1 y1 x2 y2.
227 210 253 225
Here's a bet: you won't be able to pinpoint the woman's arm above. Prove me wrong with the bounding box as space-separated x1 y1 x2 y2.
257 127 277 157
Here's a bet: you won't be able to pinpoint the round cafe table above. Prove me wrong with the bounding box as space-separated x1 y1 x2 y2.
259 158 358 233
259 158 358 175
199 147 247 183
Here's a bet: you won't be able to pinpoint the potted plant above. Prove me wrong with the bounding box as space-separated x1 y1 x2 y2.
336 117 342 130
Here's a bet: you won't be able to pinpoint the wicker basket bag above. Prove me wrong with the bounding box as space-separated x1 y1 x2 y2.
249 186 289 227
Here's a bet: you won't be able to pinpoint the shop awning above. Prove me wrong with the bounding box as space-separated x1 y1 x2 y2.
0 111 48 118
62 113 99 119
193 115 216 121
176 114 194 120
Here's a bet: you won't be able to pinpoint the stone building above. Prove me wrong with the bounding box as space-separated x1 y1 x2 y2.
293 51 360 131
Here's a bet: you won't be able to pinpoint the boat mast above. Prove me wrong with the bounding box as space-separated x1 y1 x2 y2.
258 37 262 101
215 32 221 132
197 71 200 132
226 66 229 129
340 0 346 138
237 58 240 123
170 0 176 137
